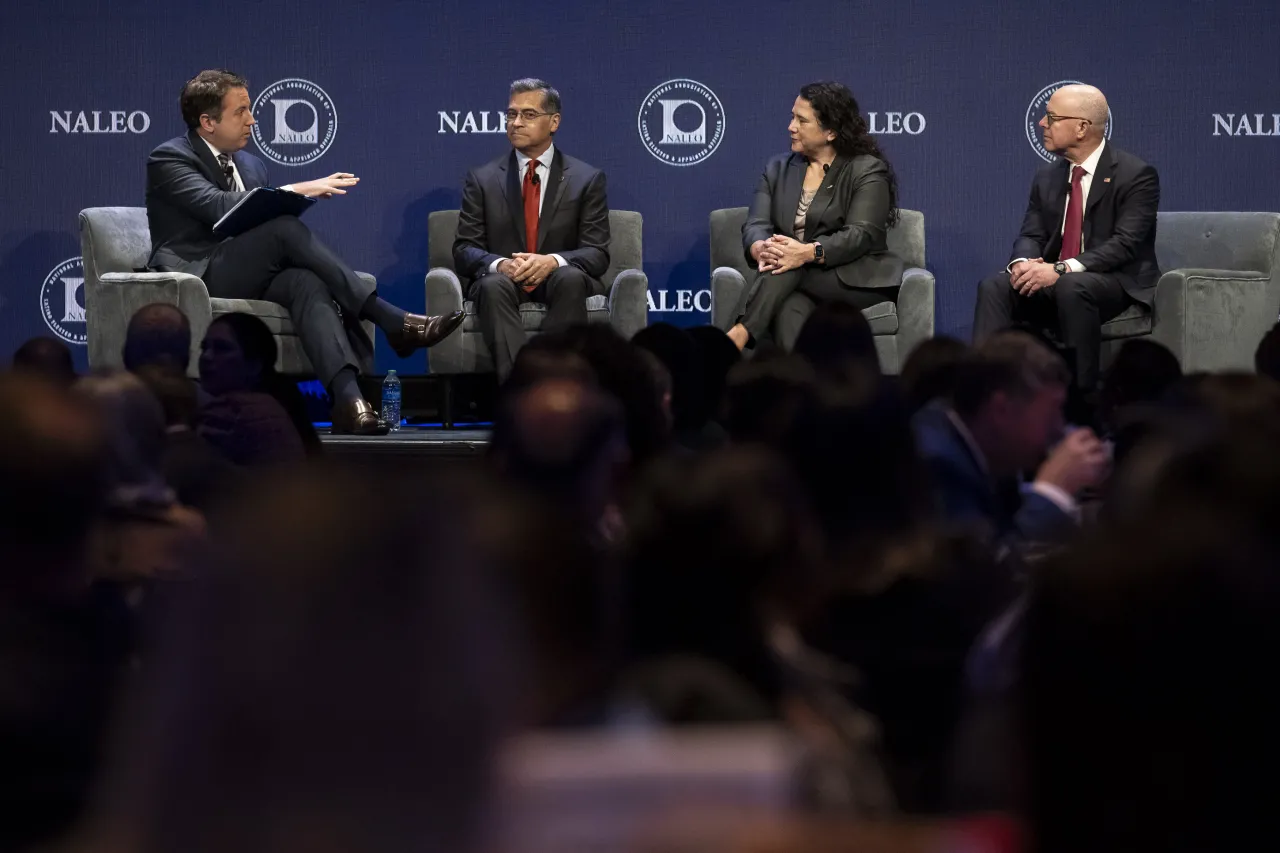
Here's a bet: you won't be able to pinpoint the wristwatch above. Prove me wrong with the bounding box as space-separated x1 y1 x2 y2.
1053 261 1069 275
812 241 825 264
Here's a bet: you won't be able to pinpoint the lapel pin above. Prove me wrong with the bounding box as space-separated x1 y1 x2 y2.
1103 177 1112 183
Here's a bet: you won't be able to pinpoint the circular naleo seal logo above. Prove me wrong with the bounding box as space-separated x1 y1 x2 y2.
252 78 337 166
1026 80 1112 162
40 256 87 345
638 79 725 167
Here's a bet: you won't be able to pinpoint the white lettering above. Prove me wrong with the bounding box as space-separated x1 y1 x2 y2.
694 290 712 313
646 291 658 312
49 111 72 133
460 112 479 133
677 290 693 311
1255 114 1274 136
109 111 127 132
1236 115 1255 136
886 112 903 134
903 112 926 135
128 111 150 133
867 112 884 134
71 112 90 133
1213 114 1234 136
62 277 85 323
438 111 460 133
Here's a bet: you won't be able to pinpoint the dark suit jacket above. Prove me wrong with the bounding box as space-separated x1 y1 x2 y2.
452 147 610 287
145 129 271 277
911 403 1074 548
742 152 904 290
1011 142 1160 303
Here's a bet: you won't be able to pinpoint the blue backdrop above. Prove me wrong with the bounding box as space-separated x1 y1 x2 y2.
3 0 1278 372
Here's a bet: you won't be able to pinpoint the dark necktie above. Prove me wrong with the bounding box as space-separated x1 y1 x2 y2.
217 153 236 190
1060 165 1085 261
523 159 540 252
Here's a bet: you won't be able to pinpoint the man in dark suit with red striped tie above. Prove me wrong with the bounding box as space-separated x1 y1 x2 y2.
973 84 1160 394
453 78 611 379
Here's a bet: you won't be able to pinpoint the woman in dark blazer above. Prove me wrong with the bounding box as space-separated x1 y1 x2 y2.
727 81 904 352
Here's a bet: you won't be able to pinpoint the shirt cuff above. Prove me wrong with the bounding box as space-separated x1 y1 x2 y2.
488 257 508 274
552 254 567 268
1064 258 1086 273
1007 258 1030 273
1029 481 1080 520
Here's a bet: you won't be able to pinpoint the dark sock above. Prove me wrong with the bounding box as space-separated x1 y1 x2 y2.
361 294 407 336
329 367 362 406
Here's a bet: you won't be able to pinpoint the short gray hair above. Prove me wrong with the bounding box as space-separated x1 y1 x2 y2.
509 78 561 114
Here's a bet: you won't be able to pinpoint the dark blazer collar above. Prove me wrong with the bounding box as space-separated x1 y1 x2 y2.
777 154 807 238
186 128 229 187
501 145 568 253
802 154 848 236
1083 140 1116 217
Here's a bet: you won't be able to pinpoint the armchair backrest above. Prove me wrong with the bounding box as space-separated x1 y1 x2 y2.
427 209 643 286
1155 211 1280 276
710 206 926 274
79 206 152 291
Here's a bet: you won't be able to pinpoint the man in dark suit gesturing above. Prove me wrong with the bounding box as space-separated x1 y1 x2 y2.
974 84 1160 394
146 69 463 434
453 78 610 378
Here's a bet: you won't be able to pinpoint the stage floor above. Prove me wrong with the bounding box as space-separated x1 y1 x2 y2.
319 427 492 474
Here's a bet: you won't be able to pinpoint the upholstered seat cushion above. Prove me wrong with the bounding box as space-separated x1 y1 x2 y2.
862 301 898 335
460 294 611 332
210 298 296 335
1101 303 1153 339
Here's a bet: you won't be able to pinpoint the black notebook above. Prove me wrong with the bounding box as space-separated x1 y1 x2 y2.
212 187 316 237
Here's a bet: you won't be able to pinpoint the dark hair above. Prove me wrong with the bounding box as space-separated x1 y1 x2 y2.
12 336 76 386
180 69 248 129
798 81 899 227
633 323 706 431
124 303 192 373
723 354 817 445
688 326 741 424
791 301 879 377
952 331 1070 418
207 314 321 454
1099 339 1182 426
1255 321 1280 382
509 77 561 114
135 364 200 428
900 336 970 413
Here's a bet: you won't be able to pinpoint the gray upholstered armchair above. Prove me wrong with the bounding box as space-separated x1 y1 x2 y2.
708 207 934 373
80 206 375 376
1101 211 1280 372
423 209 649 375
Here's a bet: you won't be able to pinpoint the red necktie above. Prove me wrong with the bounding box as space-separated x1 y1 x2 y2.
523 159 540 253
1060 165 1085 261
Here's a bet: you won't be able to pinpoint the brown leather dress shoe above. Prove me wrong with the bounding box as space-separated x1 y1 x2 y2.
391 310 466 358
331 398 390 436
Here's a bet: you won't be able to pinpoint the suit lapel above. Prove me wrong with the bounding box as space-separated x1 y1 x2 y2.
536 149 567 253
803 155 847 237
776 155 806 238
233 153 261 190
1044 160 1070 260
187 129 229 189
1082 144 1116 245
502 151 527 251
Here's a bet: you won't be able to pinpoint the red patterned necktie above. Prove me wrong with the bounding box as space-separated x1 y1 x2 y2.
1060 165 1085 261
523 159 540 252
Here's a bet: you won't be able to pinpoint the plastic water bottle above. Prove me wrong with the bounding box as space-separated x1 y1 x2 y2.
381 370 402 432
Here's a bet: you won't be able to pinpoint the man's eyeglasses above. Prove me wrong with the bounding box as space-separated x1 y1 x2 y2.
1044 112 1092 126
505 109 557 122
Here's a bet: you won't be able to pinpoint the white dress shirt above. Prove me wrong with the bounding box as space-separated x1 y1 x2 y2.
1010 138 1107 275
488 143 566 273
201 136 245 192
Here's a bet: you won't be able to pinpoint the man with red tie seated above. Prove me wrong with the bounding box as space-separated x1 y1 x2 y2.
453 79 611 379
973 84 1160 395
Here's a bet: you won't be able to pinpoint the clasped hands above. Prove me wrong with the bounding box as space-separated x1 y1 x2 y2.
498 253 559 291
1010 258 1060 296
752 235 817 274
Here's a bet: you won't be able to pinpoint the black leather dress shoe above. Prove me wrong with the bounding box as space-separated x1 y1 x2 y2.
391 310 465 357
331 398 390 436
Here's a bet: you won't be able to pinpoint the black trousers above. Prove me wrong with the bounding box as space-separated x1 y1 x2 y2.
973 271 1132 392
469 265 600 378
204 215 375 386
741 265 889 350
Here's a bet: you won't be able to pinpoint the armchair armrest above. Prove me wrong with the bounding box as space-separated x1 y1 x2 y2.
424 267 465 374
895 267 936 367
608 269 649 340
710 267 748 331
1150 268 1271 372
87 271 213 373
